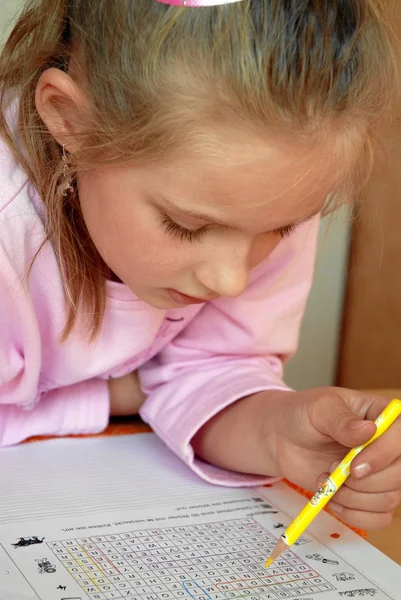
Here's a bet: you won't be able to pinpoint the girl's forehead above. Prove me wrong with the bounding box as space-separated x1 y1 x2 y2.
145 134 339 224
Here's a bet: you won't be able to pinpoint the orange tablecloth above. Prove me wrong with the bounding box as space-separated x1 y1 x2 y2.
25 421 366 540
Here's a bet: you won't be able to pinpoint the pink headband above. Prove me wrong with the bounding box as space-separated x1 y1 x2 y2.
156 0 244 6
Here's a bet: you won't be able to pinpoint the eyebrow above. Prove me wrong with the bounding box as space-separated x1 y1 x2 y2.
154 192 322 232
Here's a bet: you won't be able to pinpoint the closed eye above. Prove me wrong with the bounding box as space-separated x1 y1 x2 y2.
159 213 208 244
160 212 299 244
274 224 299 239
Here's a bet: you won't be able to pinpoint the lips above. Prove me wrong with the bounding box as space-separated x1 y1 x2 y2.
167 289 210 305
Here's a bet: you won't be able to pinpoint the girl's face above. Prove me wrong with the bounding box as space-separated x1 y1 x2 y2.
78 128 335 308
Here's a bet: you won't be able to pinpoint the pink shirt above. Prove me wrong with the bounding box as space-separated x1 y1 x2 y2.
0 138 319 487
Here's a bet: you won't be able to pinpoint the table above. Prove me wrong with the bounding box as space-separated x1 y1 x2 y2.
368 512 401 565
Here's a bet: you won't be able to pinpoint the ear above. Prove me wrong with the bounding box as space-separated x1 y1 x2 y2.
35 68 87 152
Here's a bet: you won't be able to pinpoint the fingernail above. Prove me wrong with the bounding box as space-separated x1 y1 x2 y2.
354 462 371 479
329 501 343 514
317 475 329 489
350 420 366 431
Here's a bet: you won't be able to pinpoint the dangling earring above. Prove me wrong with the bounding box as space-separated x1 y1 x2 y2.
58 144 74 197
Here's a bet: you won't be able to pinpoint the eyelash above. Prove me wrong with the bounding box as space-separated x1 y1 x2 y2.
160 213 208 244
274 224 298 239
160 213 299 243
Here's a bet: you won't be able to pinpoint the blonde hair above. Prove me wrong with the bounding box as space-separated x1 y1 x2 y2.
0 0 398 338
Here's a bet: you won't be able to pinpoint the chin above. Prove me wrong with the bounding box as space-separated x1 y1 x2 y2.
137 293 173 310
126 283 177 310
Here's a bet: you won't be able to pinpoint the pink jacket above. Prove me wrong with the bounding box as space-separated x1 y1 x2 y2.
0 138 319 486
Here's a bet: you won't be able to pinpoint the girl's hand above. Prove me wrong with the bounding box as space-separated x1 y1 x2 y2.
269 387 401 530
108 371 146 416
193 387 401 531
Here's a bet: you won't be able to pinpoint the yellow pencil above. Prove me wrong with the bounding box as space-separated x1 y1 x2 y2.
265 398 401 568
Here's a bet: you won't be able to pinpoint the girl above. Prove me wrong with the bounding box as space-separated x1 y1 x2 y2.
0 0 400 531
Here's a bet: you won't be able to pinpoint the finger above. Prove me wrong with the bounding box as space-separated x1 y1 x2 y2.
328 485 401 514
351 417 401 478
363 394 399 422
316 471 401 513
327 507 394 531
326 389 391 421
311 390 376 448
345 456 401 493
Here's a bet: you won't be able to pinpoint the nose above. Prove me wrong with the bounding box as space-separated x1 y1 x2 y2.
195 236 250 299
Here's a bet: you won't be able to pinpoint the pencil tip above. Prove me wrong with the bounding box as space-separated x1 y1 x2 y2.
264 537 288 569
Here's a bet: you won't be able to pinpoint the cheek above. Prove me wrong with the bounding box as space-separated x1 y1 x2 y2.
249 234 280 268
78 173 192 278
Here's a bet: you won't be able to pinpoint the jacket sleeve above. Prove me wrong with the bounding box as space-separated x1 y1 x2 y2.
139 217 320 486
0 243 110 446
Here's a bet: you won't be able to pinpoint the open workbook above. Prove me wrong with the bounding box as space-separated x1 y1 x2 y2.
0 434 399 600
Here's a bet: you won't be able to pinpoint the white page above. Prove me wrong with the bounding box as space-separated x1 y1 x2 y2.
0 434 399 600
0 434 245 524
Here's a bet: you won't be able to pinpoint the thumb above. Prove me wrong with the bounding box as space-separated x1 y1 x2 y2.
313 390 377 449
